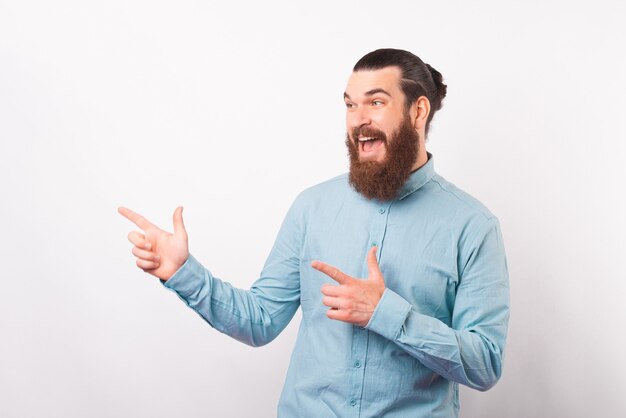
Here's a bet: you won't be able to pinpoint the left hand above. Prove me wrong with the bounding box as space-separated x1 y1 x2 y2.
311 246 386 327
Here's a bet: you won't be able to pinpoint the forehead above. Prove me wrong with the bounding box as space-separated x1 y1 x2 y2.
345 66 403 98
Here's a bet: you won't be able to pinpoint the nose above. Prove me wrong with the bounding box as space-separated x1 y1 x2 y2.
347 106 372 134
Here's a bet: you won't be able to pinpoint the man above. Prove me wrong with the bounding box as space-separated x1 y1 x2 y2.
119 49 510 417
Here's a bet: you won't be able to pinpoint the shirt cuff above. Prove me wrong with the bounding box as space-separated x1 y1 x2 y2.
162 254 207 299
365 288 412 341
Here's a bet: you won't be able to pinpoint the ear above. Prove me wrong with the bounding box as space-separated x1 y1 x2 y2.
410 96 431 131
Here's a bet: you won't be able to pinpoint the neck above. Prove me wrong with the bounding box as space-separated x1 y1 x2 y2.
410 148 428 172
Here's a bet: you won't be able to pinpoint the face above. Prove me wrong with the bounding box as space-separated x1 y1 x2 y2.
344 67 420 201
344 67 408 164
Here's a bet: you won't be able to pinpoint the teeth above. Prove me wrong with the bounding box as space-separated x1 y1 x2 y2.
358 137 376 142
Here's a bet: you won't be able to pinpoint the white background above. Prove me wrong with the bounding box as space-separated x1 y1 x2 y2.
1 1 625 417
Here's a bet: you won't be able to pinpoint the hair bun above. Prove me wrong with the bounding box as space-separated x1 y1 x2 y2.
425 63 447 111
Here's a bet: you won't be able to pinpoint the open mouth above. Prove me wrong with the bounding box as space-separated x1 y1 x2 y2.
358 136 384 153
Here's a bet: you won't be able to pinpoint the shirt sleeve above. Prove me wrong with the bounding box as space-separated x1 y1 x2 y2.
162 196 305 347
366 216 510 391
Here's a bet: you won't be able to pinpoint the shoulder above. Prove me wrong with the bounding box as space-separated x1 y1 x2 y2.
427 173 497 223
283 173 350 219
422 173 503 249
294 173 350 204
303 173 349 194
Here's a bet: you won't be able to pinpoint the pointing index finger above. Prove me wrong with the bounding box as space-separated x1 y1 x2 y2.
311 260 352 284
118 206 155 231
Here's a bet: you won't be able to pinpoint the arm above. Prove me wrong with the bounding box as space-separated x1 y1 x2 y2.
366 217 510 391
119 199 304 347
163 205 302 347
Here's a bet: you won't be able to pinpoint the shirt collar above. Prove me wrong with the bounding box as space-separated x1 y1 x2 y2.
396 152 435 201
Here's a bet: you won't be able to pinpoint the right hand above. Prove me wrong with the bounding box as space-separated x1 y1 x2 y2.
118 206 189 282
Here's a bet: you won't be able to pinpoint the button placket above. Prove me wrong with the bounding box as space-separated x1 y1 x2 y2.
349 202 390 416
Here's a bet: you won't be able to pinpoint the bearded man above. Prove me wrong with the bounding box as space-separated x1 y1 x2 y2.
119 49 510 418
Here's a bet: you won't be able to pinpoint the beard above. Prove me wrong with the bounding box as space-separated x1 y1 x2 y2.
346 114 420 201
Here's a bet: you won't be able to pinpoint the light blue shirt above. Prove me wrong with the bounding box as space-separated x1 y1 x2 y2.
164 154 510 417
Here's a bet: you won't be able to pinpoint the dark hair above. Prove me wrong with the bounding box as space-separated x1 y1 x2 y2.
353 48 447 136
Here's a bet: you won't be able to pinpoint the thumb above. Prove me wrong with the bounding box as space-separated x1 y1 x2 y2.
367 246 384 283
173 206 187 238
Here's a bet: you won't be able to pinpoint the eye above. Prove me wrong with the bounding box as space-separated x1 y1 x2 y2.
345 102 355 109
372 99 384 106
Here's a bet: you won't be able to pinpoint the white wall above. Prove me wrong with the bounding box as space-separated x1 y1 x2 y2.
1 1 625 417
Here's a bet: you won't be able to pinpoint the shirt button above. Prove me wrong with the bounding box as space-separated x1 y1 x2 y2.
371 242 377 247
354 360 361 368
350 399 357 406
378 208 385 214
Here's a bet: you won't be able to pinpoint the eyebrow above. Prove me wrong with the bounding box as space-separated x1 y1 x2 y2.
343 88 392 100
